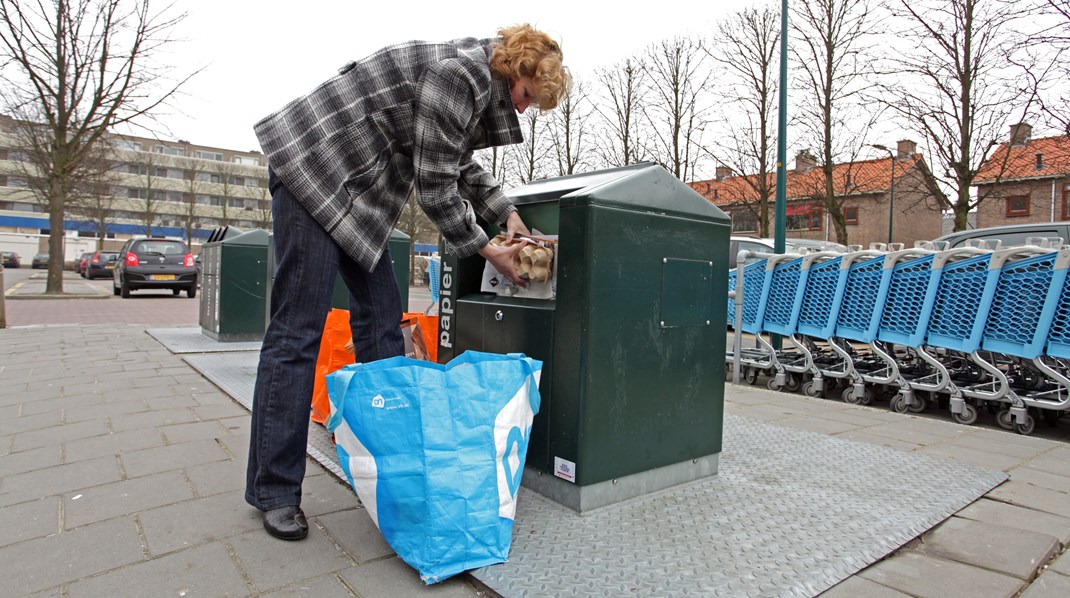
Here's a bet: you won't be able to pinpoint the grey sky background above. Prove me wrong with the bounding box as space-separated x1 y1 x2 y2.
141 0 753 153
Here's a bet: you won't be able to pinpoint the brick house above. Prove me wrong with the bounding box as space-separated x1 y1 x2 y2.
973 124 1070 228
688 139 946 247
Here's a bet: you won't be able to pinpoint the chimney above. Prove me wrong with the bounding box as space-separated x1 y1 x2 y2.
795 150 816 172
896 139 916 159
1009 123 1032 146
715 165 734 181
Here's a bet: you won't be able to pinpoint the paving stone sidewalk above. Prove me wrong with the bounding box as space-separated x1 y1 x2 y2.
0 324 1068 597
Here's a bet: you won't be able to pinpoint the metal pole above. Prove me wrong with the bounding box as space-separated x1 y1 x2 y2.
731 251 748 385
873 145 895 244
775 0 789 254
0 264 6 329
771 0 789 352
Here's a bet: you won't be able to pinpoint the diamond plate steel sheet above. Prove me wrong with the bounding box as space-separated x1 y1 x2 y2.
149 327 263 354
470 415 1006 597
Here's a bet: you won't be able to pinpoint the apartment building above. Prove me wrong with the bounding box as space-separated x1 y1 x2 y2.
0 114 269 257
689 139 946 248
973 123 1070 228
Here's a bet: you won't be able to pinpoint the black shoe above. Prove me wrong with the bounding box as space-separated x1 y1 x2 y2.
263 506 308 541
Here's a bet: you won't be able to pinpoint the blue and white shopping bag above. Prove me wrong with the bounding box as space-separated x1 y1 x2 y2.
325 351 541 584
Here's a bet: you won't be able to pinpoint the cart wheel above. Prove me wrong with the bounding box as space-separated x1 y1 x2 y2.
767 378 782 391
802 381 823 398
859 387 875 405
842 386 862 405
951 403 979 425
1015 414 1036 436
783 373 802 393
996 408 1015 431
907 395 928 413
889 394 909 414
744 367 760 385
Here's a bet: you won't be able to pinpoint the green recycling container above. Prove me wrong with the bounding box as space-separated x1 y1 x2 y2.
200 228 271 342
436 163 731 512
330 228 411 310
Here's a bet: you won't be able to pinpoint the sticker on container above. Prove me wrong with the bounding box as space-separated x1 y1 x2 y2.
554 456 576 483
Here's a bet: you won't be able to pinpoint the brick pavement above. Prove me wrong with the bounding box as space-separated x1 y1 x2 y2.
1 289 1068 596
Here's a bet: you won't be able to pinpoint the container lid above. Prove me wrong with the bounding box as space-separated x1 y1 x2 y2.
507 163 729 223
218 228 270 247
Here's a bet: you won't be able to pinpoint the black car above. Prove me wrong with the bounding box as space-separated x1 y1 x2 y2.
1 251 20 268
85 251 119 279
113 238 198 298
31 252 48 269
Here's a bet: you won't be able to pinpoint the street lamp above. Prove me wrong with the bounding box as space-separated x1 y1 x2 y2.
872 144 895 244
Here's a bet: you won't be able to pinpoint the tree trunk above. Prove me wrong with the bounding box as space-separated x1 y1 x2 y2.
46 181 65 294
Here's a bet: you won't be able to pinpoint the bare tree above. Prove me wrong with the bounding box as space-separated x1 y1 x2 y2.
215 161 242 227
475 146 517 190
882 0 1047 231
513 110 551 184
138 149 162 236
1036 0 1070 135
791 0 881 245
68 142 121 247
178 157 204 243
396 193 437 284
642 36 712 181
703 4 782 237
546 80 595 176
0 0 192 293
252 182 272 230
594 57 649 168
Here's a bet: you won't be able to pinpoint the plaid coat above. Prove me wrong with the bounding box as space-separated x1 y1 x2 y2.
254 37 523 272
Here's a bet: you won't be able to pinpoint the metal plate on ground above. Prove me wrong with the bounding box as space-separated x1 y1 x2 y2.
182 352 346 480
471 416 1007 597
148 327 262 353
175 347 1007 597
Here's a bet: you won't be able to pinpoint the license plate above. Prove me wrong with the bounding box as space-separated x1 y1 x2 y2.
150 274 175 281
106 265 115 269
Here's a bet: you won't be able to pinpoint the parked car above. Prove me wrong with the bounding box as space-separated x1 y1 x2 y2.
728 236 848 268
0 251 20 268
76 252 93 277
84 251 120 279
113 238 198 298
31 252 49 269
934 222 1070 249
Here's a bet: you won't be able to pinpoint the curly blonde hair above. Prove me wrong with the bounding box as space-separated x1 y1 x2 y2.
489 23 571 111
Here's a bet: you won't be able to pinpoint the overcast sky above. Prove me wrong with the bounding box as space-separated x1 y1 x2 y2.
141 0 758 153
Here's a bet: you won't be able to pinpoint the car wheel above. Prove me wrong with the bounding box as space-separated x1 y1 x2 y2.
112 278 121 296
187 286 197 299
172 288 181 296
121 281 131 298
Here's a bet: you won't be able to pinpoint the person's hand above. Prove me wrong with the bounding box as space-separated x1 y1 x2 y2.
479 240 528 287
503 210 531 243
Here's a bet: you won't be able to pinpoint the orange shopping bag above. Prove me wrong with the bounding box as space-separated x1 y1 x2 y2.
401 312 440 363
311 308 355 424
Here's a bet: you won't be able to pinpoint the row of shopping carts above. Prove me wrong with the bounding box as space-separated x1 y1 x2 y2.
726 238 1070 435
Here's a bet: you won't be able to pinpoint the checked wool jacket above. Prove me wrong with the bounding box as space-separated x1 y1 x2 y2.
254 37 524 272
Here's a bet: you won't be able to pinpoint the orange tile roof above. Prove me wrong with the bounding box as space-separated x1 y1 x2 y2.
975 134 1070 183
689 155 920 205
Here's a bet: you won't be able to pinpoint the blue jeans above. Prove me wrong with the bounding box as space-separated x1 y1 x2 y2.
245 168 405 511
